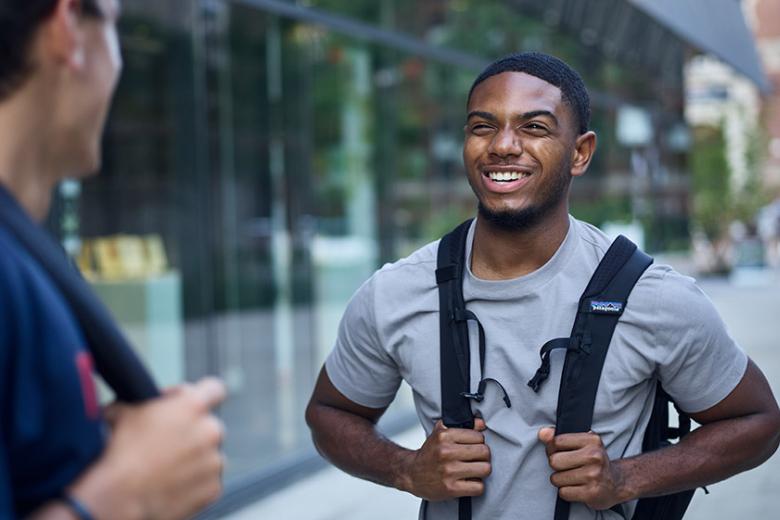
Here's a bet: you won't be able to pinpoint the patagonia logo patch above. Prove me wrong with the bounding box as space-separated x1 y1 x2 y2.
590 300 623 314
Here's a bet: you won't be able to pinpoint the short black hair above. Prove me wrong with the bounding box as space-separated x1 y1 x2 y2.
468 52 591 135
0 0 103 101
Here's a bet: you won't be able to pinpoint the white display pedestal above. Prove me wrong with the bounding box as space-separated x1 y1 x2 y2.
90 272 184 391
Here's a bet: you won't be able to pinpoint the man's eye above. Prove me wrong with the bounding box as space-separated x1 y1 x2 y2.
525 123 548 133
471 124 492 134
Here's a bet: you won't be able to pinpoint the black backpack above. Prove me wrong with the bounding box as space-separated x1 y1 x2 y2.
434 219 696 520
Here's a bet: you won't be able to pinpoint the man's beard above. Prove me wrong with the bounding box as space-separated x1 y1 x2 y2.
477 162 571 232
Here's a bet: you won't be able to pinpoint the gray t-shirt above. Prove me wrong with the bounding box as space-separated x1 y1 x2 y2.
326 217 747 520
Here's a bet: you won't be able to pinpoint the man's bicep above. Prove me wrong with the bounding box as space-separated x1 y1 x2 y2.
690 358 779 424
310 366 388 424
323 276 402 410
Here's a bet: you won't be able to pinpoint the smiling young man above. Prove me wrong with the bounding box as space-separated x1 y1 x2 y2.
305 53 780 519
0 1 227 519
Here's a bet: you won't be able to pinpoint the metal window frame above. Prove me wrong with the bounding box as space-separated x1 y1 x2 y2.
233 0 488 70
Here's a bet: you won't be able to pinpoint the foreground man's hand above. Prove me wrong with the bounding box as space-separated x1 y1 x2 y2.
402 418 491 502
539 427 629 511
70 377 228 520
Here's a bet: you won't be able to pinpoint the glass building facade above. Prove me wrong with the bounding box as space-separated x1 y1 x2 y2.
48 0 697 514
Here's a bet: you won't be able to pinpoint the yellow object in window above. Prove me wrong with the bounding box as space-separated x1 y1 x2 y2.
78 234 170 281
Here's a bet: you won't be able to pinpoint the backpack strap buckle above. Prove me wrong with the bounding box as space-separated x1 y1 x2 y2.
435 264 457 284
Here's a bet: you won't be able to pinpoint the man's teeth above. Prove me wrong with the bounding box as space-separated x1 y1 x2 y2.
487 171 529 182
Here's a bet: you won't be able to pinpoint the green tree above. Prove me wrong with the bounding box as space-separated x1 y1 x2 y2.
691 125 730 241
732 125 769 225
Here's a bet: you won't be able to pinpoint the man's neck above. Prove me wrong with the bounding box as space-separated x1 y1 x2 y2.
0 86 60 222
470 206 571 281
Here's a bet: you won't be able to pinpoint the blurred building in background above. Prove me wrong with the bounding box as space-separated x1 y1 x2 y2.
682 0 779 273
747 0 780 269
45 0 769 516
748 0 780 189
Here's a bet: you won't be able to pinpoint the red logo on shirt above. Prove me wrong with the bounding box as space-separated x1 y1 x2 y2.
75 351 100 420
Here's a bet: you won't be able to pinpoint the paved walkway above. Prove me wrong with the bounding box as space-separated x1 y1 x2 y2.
684 273 780 519
225 427 424 520
226 271 780 520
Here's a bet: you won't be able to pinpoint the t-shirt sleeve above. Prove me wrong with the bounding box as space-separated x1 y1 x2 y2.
651 269 748 413
325 275 402 409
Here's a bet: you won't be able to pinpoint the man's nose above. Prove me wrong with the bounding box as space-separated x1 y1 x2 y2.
489 128 523 157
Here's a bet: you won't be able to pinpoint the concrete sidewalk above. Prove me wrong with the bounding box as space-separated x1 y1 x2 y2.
225 427 426 520
226 274 780 520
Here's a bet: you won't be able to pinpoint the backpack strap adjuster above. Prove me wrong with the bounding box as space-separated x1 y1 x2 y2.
461 378 512 408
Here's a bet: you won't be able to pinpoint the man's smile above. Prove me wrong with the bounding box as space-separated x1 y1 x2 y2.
480 165 533 193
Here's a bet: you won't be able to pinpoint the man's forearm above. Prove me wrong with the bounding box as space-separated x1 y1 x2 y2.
308 403 415 493
615 410 780 501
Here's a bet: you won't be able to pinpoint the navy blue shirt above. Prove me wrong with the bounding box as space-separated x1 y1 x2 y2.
0 220 104 517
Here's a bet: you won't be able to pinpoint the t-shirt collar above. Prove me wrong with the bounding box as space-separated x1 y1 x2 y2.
463 214 579 295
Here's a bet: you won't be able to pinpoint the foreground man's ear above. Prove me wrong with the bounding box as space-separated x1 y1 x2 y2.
42 0 88 72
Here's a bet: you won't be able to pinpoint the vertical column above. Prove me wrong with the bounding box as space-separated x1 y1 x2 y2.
210 0 246 394
344 47 377 252
267 17 296 451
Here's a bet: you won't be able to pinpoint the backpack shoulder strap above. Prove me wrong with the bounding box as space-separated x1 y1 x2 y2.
554 235 653 520
435 219 475 520
0 186 159 403
436 218 475 429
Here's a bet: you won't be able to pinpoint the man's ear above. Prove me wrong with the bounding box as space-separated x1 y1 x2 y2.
41 0 86 72
571 131 597 178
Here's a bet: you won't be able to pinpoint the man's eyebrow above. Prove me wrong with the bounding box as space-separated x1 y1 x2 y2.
466 111 498 122
467 109 559 125
519 110 559 124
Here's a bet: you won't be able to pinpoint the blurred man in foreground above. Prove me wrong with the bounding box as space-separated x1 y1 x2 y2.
0 1 226 518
